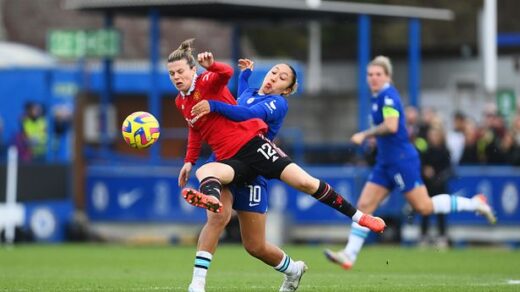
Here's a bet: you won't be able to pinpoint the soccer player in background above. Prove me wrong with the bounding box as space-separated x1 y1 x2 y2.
167 39 386 290
324 55 497 270
187 58 304 292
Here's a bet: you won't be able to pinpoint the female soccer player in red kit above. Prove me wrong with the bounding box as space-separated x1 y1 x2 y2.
168 39 385 290
169 39 383 229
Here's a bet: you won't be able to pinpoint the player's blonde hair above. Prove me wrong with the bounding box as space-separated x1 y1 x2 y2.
167 38 196 68
368 55 393 77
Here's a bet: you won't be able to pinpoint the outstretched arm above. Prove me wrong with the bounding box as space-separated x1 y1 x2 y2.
237 59 254 97
198 51 233 88
191 97 286 123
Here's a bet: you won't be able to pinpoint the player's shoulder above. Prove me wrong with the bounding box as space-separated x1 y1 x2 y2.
198 70 213 84
270 94 288 106
265 94 288 112
174 94 182 105
380 86 401 106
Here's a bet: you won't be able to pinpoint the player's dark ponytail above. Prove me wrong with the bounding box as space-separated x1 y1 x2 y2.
285 63 298 96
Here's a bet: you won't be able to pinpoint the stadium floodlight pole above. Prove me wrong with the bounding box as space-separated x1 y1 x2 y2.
5 146 19 244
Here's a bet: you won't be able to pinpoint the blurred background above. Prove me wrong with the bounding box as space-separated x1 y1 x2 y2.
0 0 519 248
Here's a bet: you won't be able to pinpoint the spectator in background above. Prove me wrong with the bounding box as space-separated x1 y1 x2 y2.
419 125 452 248
460 120 480 165
418 107 437 139
17 102 48 162
484 114 511 164
510 114 520 165
446 111 466 165
405 105 420 141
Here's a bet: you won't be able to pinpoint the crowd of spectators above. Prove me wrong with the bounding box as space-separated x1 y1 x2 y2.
406 104 520 167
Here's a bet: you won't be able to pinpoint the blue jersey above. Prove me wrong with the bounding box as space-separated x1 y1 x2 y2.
371 84 418 164
209 69 288 140
205 69 289 213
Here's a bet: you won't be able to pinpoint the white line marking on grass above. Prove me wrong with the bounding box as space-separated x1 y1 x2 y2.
508 280 520 285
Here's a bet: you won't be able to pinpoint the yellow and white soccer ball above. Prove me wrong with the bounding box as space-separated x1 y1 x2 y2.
121 111 160 149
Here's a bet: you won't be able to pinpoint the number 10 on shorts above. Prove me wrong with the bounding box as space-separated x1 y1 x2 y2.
248 185 262 206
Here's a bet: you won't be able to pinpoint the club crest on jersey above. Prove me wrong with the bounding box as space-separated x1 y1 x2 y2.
247 97 255 104
193 91 201 101
372 104 378 112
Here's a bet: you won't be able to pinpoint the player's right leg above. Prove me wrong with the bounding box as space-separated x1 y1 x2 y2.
325 182 389 270
237 210 307 292
183 162 236 213
188 188 233 292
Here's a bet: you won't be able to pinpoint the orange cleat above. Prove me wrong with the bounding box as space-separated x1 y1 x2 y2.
324 249 353 270
472 194 497 224
182 188 223 213
358 214 386 233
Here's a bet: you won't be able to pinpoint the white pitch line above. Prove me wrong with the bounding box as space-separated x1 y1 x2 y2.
508 280 520 285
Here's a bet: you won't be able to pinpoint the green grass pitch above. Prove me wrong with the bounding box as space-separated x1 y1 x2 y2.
1 244 519 291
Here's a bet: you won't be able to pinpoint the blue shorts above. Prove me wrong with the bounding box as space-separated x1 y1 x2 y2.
368 157 424 193
230 176 268 214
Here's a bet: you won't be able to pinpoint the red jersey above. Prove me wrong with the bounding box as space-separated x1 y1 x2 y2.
175 62 267 164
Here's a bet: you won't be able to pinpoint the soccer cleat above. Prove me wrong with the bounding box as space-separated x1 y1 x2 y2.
358 214 386 233
188 281 205 292
323 249 353 270
279 261 307 292
182 188 223 213
472 194 497 224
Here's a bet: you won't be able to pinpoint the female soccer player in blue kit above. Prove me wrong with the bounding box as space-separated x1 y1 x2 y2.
185 58 303 292
324 56 497 270
169 40 385 291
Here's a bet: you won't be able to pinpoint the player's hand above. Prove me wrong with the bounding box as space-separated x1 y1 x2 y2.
191 100 210 120
197 51 214 69
178 162 193 187
351 132 366 145
238 58 254 71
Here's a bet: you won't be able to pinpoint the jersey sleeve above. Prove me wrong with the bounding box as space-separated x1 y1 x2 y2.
184 127 202 164
208 96 286 123
203 61 234 90
237 69 252 97
382 94 400 118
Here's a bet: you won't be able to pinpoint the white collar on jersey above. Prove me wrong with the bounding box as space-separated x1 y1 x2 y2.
180 73 198 97
372 82 391 98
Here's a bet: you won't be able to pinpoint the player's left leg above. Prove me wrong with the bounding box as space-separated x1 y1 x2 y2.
279 163 385 233
188 188 233 292
325 181 389 270
237 211 307 292
405 186 496 224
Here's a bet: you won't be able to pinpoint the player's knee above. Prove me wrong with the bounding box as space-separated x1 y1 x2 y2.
207 212 231 228
295 177 318 194
357 200 374 213
414 204 433 215
243 241 266 258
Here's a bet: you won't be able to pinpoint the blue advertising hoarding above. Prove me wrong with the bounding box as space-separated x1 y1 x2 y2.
86 165 520 226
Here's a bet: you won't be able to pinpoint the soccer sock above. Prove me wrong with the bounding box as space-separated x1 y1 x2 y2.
199 177 222 200
311 181 358 218
191 251 212 284
432 194 478 214
274 253 299 276
344 222 370 262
